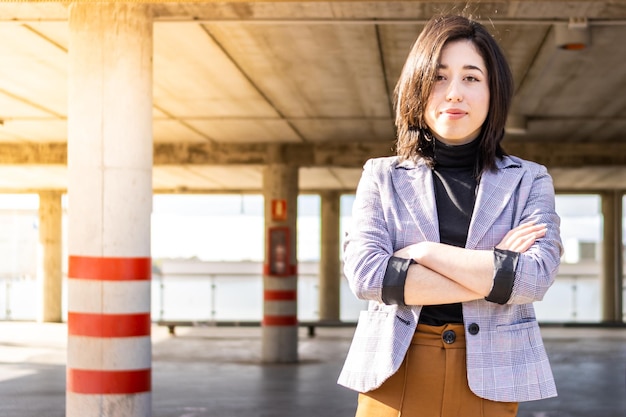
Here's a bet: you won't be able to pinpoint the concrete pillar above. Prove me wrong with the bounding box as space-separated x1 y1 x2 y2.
601 191 623 323
37 191 63 323
319 191 341 321
262 152 298 363
67 3 153 417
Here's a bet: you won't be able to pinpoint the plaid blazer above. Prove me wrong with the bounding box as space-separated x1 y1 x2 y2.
338 155 562 403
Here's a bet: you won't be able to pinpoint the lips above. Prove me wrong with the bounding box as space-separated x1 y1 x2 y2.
441 108 467 120
443 108 466 114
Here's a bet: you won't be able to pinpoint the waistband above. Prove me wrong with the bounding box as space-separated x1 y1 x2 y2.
411 323 466 349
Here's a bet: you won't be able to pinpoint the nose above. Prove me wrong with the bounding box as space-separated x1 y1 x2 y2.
445 80 463 102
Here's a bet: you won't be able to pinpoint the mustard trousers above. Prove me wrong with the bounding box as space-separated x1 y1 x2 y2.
355 324 519 417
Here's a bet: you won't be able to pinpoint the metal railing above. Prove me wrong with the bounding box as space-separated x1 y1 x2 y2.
0 267 623 323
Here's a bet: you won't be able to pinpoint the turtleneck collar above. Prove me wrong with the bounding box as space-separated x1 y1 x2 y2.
433 138 480 169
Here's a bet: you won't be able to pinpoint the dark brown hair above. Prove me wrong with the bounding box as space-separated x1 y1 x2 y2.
394 15 513 174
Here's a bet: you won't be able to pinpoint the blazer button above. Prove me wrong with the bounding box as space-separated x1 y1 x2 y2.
442 330 456 344
468 323 480 335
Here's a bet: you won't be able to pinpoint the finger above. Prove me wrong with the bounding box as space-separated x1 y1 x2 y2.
512 222 544 235
497 225 547 252
507 224 546 241
512 220 539 231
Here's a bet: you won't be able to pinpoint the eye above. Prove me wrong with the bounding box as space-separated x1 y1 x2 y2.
434 74 446 82
464 75 480 82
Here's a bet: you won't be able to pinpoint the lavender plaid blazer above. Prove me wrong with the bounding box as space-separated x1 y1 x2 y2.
338 155 562 402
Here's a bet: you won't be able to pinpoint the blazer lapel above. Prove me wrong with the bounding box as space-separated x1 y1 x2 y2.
466 156 523 249
391 159 440 242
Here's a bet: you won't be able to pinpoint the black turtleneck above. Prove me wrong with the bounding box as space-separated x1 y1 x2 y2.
418 138 479 326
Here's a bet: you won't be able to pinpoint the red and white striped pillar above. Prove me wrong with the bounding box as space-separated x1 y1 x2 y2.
262 160 299 362
67 3 153 416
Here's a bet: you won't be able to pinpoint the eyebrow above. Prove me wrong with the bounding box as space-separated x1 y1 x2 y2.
438 64 485 74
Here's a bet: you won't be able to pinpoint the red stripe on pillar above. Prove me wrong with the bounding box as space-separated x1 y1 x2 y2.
68 256 151 281
263 264 298 276
68 312 151 337
67 368 151 394
263 315 298 326
264 290 297 301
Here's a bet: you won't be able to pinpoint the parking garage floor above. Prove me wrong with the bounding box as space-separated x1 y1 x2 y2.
0 321 624 417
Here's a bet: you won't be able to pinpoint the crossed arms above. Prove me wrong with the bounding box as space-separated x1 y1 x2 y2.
393 221 547 305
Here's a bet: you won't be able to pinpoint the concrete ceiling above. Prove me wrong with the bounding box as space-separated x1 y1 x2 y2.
1 1 626 193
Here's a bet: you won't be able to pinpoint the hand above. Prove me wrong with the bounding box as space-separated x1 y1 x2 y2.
394 244 415 259
393 242 427 261
496 221 547 253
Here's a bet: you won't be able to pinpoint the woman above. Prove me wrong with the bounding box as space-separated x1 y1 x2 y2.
338 15 563 417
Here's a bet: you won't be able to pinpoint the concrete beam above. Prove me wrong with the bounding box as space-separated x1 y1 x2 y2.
2 140 626 169
503 141 626 167
154 142 395 167
3 1 626 23
0 141 389 167
0 143 66 164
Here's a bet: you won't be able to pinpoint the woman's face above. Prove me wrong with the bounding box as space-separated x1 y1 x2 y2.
424 39 490 146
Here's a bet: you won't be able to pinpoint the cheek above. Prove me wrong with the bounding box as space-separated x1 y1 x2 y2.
468 92 489 124
478 89 490 116
424 95 441 123
424 105 438 130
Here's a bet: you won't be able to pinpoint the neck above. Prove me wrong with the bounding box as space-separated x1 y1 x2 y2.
433 138 479 169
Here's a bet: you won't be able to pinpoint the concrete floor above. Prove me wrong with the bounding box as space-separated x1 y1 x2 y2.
0 322 625 417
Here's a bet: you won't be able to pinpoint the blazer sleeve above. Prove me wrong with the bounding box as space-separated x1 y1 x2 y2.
343 159 395 303
507 163 563 305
